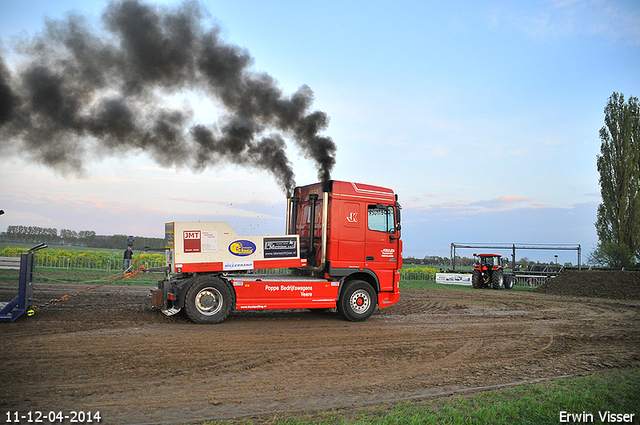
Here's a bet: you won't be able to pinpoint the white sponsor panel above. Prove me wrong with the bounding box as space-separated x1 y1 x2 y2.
436 273 472 285
202 230 219 253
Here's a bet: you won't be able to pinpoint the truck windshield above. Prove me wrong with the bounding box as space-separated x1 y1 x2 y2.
368 205 395 233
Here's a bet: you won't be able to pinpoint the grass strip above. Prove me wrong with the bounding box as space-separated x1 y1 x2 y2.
399 280 536 291
204 368 639 425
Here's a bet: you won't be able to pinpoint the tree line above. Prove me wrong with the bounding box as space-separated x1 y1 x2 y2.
0 225 165 250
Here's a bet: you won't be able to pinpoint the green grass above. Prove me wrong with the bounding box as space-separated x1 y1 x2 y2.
204 368 640 425
399 280 536 292
399 280 470 290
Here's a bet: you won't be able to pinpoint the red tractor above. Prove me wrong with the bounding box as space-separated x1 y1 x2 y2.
472 254 514 290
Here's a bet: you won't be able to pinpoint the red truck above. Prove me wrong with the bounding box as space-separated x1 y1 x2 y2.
152 180 402 323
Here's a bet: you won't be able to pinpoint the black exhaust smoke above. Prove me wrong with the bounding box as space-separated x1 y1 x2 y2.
0 0 336 195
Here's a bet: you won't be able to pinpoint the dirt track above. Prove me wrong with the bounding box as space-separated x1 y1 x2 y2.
1 274 639 425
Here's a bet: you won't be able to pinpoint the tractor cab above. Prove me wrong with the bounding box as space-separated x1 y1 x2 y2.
475 253 502 270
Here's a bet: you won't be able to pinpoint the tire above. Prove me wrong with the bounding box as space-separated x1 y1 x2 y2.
504 274 515 290
492 269 504 290
472 270 482 289
337 280 377 322
184 276 233 324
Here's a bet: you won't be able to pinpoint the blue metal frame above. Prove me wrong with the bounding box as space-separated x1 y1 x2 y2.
0 244 46 322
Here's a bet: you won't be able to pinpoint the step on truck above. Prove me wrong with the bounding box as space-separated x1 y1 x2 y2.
152 180 402 324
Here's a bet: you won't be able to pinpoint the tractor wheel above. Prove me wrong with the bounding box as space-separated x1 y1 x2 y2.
504 274 515 290
472 270 482 289
337 280 376 322
184 276 233 324
491 269 504 290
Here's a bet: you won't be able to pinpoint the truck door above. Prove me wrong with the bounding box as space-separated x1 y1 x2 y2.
365 203 400 292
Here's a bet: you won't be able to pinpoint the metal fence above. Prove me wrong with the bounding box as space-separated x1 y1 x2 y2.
512 274 552 287
1 255 546 284
0 254 164 273
400 270 436 281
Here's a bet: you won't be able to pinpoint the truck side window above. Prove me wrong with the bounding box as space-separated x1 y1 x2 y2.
368 205 395 233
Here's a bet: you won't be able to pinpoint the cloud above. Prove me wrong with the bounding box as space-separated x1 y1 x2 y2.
0 190 286 237
167 196 281 219
469 195 536 211
415 195 538 215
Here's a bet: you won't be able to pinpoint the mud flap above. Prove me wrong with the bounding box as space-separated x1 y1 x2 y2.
151 288 164 308
377 290 400 308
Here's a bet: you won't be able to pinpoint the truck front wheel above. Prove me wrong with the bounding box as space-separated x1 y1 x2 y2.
184 277 232 324
338 280 376 322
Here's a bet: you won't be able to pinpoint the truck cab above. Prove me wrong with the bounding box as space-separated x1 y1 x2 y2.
290 181 402 305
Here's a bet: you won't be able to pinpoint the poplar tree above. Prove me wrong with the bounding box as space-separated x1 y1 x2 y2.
593 92 640 267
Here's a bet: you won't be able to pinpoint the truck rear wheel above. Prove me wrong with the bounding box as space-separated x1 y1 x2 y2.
184 277 232 324
338 280 376 322
472 270 482 289
492 269 504 290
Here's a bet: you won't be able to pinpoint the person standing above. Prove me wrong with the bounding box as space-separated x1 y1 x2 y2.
123 246 133 272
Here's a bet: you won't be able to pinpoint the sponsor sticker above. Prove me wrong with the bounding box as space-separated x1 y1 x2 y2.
381 248 395 258
201 230 219 253
229 240 257 256
183 230 201 253
264 237 297 258
223 260 254 270
165 223 174 248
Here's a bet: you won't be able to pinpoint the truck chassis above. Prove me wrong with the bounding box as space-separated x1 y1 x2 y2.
157 273 378 324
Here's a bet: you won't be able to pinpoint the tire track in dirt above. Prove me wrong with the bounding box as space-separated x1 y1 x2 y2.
1 283 639 424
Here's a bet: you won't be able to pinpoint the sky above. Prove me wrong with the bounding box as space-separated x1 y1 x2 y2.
0 0 639 264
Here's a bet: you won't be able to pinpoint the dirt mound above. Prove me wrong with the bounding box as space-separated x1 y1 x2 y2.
534 270 640 300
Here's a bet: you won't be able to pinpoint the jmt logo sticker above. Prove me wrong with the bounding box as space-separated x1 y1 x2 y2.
346 212 358 223
184 230 201 253
229 240 257 257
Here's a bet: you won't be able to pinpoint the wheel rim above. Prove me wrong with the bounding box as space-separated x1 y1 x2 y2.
195 287 223 316
349 289 371 314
